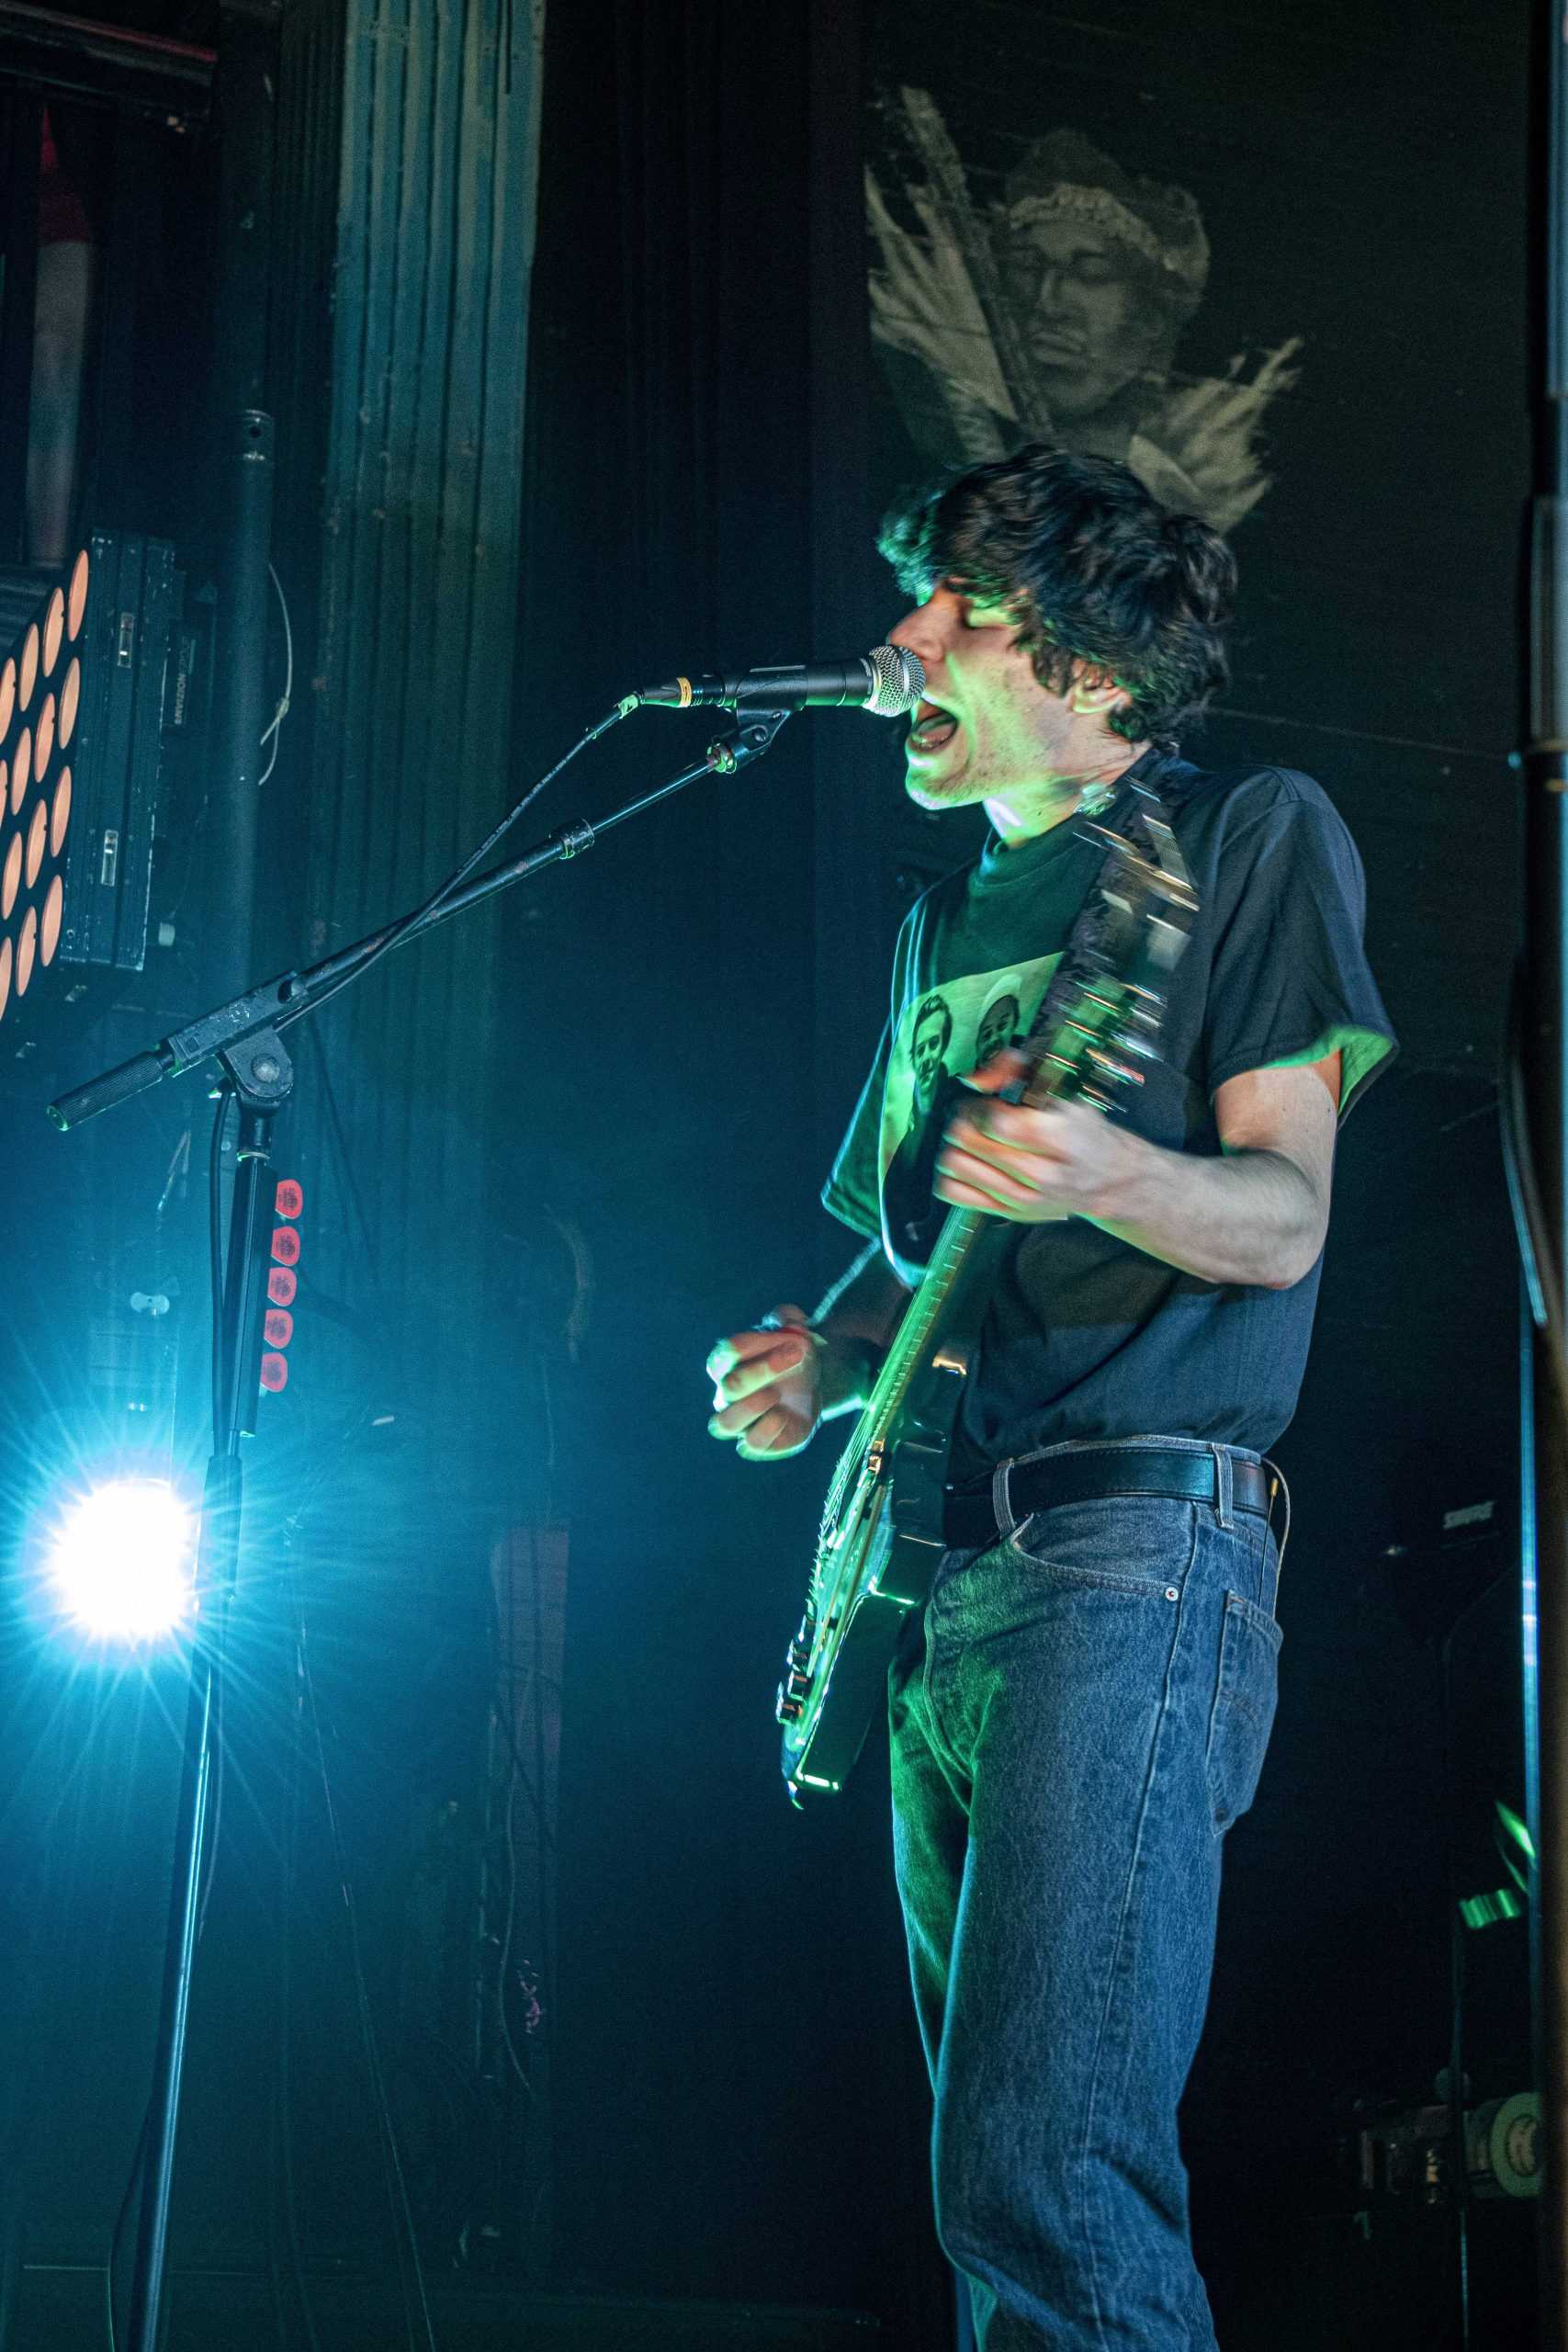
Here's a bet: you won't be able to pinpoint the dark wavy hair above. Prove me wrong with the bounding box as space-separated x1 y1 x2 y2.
878 446 1236 745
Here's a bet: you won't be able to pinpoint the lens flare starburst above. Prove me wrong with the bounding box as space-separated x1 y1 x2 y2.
47 1479 196 1641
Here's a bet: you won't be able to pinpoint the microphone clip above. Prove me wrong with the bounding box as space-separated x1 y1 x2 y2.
707 704 795 775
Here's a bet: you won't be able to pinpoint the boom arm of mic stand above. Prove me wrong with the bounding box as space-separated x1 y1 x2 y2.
45 711 792 1131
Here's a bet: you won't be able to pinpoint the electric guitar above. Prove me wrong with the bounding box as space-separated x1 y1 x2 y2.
776 802 1200 1800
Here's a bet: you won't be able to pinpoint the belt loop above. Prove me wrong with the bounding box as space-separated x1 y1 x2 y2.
990 1457 1018 1544
1264 1459 1291 1597
1213 1443 1235 1530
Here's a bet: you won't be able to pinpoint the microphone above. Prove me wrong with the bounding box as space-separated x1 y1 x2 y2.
634 646 926 719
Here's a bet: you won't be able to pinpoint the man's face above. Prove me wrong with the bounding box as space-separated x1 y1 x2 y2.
911 1012 948 1109
976 996 1019 1067
1000 218 1164 424
889 585 1090 820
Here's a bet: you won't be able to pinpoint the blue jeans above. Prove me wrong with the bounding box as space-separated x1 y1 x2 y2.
887 1436 1283 2350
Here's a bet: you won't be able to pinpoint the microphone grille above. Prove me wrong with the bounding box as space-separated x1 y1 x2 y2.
864 645 926 718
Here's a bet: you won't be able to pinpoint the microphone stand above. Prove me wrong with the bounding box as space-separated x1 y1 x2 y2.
51 703 793 2352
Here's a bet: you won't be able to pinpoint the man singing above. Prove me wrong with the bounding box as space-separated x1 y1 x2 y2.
705 447 1393 2347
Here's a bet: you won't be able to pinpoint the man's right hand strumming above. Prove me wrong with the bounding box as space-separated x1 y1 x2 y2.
706 1307 846 1463
705 1248 911 1464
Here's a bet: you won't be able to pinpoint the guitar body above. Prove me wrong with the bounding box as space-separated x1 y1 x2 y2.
777 1232 998 1795
775 797 1200 1801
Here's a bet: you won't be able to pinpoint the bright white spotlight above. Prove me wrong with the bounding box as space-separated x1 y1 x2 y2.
48 1479 196 1640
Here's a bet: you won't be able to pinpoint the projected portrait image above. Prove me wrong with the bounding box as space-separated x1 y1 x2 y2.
867 92 1302 534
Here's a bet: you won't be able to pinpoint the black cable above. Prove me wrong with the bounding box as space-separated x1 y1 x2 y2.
107 1091 239 2348
208 1080 235 1438
272 711 626 1046
303 1021 389 1324
274 1550 324 2352
1501 967 1568 1439
103 2101 150 2352
299 1617 438 2352
481 1573 556 1849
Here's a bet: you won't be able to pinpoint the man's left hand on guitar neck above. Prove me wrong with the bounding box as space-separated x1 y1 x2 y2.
935 1047 1342 1293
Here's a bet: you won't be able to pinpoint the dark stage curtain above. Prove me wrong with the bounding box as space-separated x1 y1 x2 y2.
510 1 949 2339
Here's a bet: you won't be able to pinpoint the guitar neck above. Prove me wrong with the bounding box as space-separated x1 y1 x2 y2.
860 1206 988 1448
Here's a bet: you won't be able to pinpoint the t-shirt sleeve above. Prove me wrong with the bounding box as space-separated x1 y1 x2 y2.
1201 784 1396 1117
822 1017 891 1238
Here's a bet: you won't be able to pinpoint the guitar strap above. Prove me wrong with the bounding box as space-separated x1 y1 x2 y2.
1019 752 1184 1060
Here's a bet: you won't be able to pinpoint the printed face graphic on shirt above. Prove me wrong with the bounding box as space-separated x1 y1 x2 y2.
880 959 1059 1261
910 996 953 1112
976 991 1020 1067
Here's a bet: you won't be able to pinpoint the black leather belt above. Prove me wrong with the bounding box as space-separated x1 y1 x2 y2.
942 1445 1273 1551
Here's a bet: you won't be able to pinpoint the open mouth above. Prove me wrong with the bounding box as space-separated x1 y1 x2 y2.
907 697 960 754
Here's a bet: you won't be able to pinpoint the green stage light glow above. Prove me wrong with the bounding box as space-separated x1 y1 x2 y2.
46 1478 196 1642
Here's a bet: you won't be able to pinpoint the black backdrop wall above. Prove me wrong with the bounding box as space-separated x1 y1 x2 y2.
504 0 944 2331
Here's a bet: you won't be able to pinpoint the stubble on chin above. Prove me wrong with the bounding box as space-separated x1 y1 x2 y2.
903 754 982 814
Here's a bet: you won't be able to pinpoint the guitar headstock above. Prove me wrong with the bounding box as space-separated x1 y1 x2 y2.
1013 797 1200 1117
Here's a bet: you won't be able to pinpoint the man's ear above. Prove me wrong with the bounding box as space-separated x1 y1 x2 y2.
1068 664 1131 718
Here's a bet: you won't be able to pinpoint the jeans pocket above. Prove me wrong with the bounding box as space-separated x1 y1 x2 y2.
1205 1590 1283 1835
1002 1496 1199 1596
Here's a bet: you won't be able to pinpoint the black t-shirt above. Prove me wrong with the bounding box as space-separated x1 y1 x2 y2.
822 749 1397 1464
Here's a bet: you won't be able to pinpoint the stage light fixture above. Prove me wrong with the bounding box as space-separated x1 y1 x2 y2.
0 535 183 1046
0 553 85 1037
46 1477 196 1641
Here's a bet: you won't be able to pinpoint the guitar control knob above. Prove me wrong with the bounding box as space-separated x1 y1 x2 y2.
784 1668 814 1702
776 1687 805 1725
787 1639 812 1670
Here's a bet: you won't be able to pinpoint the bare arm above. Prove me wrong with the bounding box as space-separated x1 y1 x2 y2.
705 1239 910 1462
807 1238 913 1407
935 1053 1342 1291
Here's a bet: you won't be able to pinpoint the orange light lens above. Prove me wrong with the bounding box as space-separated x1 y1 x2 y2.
17 904 37 995
35 692 55 780
41 586 64 677
51 767 71 857
67 548 89 640
40 871 62 965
